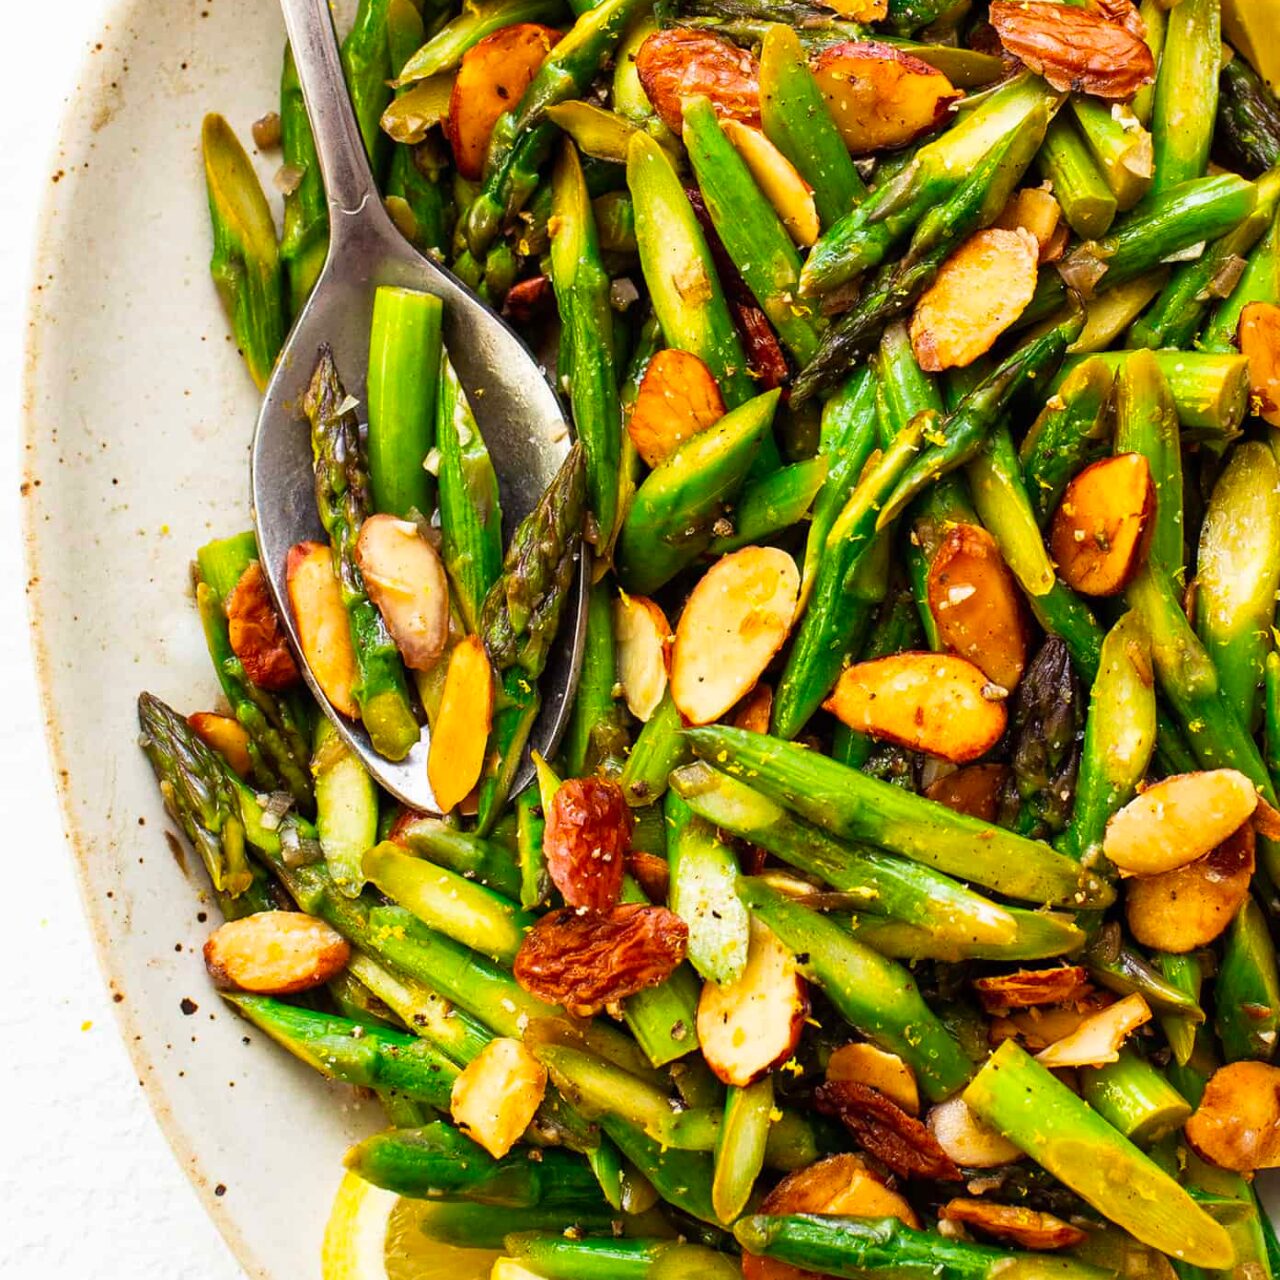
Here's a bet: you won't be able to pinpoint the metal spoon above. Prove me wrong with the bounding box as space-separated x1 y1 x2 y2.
251 0 585 811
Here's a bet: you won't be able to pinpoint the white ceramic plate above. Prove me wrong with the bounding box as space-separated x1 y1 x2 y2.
22 1 387 1275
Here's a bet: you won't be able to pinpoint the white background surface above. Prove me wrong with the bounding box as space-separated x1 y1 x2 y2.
1 4 243 1277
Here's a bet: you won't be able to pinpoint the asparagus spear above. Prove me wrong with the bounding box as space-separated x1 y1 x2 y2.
735 1215 1115 1280
1216 895 1280 1062
195 533 314 809
395 0 567 84
740 878 973 1102
601 1116 718 1225
712 1076 771 1224
304 348 420 760
280 47 328 318
758 24 866 229
619 693 687 808
506 1235 738 1278
201 113 285 391
1079 1048 1191 1146
706 459 828 557
626 131 756 409
847 910 1085 963
1070 96 1153 213
392 814 522 899
682 94 821 364
963 1042 1234 1268
312 715 377 896
562 580 629 778
225 994 459 1109
549 142 622 548
1130 0 1167 128
1195 441 1280 732
685 726 1113 908
1037 114 1118 240
1218 54 1280 178
1149 0 1220 197
1202 206 1280 353
340 0 394 180
346 1121 606 1207
366 287 442 521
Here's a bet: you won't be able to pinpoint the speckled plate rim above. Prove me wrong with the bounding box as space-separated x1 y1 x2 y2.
20 5 269 1276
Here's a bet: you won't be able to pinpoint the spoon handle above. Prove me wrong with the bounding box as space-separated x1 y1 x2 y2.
279 0 389 236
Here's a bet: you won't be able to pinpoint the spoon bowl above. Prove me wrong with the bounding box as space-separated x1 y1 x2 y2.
252 0 586 810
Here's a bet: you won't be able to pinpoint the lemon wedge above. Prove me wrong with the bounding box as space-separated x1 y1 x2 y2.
321 1170 500 1280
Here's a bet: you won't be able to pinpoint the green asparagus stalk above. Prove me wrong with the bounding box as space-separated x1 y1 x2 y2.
366 286 442 521
1202 206 1280 353
1195 441 1280 732
480 441 585 678
1218 54 1280 178
737 1215 1113 1280
801 73 1058 297
739 877 973 1102
616 390 779 595
339 0 394 180
201 113 285 391
549 142 623 548
395 0 567 84
311 715 377 896
1060 611 1156 868
515 783 549 910
280 47 328 318
1130 0 1167 128
563 580 629 777
346 1121 605 1207
225 994 459 1109
1079 1048 1192 1146
391 814 521 899
962 1041 1234 1268
1070 271 1169 354
712 1075 771 1224
682 95 821 364
626 131 756 408
505 1235 738 1279
685 726 1113 908
1037 113 1118 241
194 533 315 809
669 761 1019 947
706 459 828 557
1216 895 1280 1062
847 911 1085 963
1070 96 1153 212
304 348 420 760
417 1202 628 1250
1149 0 1220 197
601 1116 717 1225
620 693 687 808
759 24 866 229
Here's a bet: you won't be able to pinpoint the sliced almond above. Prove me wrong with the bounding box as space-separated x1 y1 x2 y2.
824 651 1007 764
810 41 961 156
1239 301 1280 428
927 523 1029 692
355 513 451 672
924 764 1010 823
697 918 808 1087
671 547 800 727
1185 1061 1280 1172
826 1042 920 1116
940 1200 1086 1250
732 683 774 734
450 1036 548 1159
721 119 820 247
1104 770 1260 876
974 967 1092 1014
187 711 253 779
427 635 493 813
911 228 1040 372
614 593 671 722
994 187 1063 263
635 28 761 137
627 348 725 469
204 912 349 994
225 560 300 690
1034 993 1151 1068
1125 822 1255 953
286 540 359 718
926 1096 1023 1169
1050 454 1155 598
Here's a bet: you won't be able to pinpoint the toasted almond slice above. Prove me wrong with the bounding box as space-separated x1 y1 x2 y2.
974 967 1092 1014
1050 454 1155 598
732 683 774 734
824 651 1007 764
204 912 350 994
989 994 1116 1051
810 41 961 155
994 187 1063 262
1034 993 1151 1068
1239 301 1280 428
450 1037 548 1159
924 763 1010 823
627 348 726 469
428 635 493 814
911 228 1040 372
826 1043 920 1116
1104 769 1259 876
721 119 820 247
940 1200 1086 1250
1125 822 1255 953
447 24 560 179
671 547 800 726
614 592 671 722
226 560 301 690
635 28 761 137
697 918 808 1087
286 540 359 718
927 1097 1023 1169
187 712 253 778
1185 1061 1280 1172
355 513 451 672
927 523 1029 692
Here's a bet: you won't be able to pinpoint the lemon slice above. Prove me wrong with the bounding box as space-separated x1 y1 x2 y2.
321 1170 500 1280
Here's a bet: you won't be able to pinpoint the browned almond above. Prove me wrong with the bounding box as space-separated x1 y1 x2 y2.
226 560 300 690
286 541 358 718
1185 1061 1280 1172
924 764 1011 823
826 1042 920 1116
994 187 1064 263
974 967 1093 1014
940 1200 1087 1250
911 228 1040 372
427 635 493 814
450 1037 547 1159
732 683 774 735
721 120 820 247
1034 993 1151 1068
810 41 961 155
824 651 1008 764
187 712 254 779
1239 301 1280 428
614 593 672 722
926 1097 1023 1169
635 28 761 137
1050 454 1155 597
204 912 349 994
627 348 725 469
